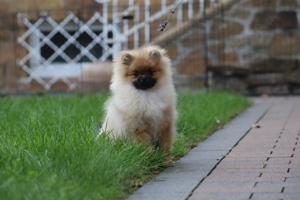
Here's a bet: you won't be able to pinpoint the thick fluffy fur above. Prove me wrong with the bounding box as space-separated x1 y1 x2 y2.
98 45 177 153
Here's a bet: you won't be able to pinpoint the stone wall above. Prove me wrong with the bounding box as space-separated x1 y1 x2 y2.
167 0 300 94
223 0 300 94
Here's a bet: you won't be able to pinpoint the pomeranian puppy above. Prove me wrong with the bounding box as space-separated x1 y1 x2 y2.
97 45 177 153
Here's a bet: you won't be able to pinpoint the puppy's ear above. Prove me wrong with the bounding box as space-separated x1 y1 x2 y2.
122 53 133 65
149 50 161 63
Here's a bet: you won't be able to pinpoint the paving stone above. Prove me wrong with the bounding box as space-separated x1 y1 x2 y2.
225 151 271 158
290 158 300 164
260 172 295 179
265 163 299 169
203 172 286 183
284 185 300 193
203 172 260 182
155 169 210 180
252 185 283 193
189 193 251 200
253 182 300 193
129 97 300 200
285 177 300 182
132 177 200 194
236 142 276 148
192 182 256 193
266 157 293 164
162 159 219 173
216 160 266 169
251 193 300 200
128 102 269 200
181 149 228 160
230 147 275 153
129 192 189 200
224 157 268 161
208 168 288 173
255 176 286 182
189 97 300 199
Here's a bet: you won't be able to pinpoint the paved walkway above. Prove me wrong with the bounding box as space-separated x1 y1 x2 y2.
128 97 300 200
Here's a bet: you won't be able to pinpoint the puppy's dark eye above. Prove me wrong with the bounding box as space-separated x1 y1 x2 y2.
133 71 139 78
148 69 154 76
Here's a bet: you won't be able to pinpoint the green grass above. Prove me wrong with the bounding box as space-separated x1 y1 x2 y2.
0 91 251 200
173 91 251 157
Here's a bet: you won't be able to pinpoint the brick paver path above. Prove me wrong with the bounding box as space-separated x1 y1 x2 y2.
189 97 300 200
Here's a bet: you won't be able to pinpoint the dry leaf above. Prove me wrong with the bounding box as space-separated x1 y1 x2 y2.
252 124 261 128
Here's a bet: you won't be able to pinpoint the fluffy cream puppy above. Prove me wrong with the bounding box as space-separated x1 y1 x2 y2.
98 45 177 153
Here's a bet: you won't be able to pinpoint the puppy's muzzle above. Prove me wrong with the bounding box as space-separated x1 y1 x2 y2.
133 75 157 90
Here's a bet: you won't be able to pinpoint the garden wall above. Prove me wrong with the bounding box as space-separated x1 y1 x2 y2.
164 0 300 94
0 0 214 94
0 0 299 95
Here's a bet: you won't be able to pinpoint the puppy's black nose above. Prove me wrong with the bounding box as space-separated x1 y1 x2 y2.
140 75 147 82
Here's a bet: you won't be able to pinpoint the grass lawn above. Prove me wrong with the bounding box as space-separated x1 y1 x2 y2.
0 91 251 200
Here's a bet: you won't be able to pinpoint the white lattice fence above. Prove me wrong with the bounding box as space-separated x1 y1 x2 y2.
16 0 219 91
17 11 123 90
